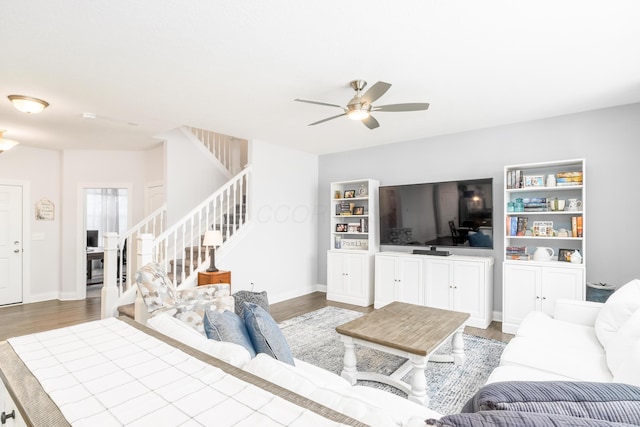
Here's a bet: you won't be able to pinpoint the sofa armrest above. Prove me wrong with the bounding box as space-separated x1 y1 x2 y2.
553 299 603 326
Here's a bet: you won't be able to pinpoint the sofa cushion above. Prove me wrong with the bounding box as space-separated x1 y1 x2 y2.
233 290 269 319
498 336 611 382
461 381 640 425
203 309 256 358
146 312 251 367
243 353 350 397
486 365 574 384
595 279 640 349
515 311 602 353
135 263 178 313
308 386 401 426
243 302 295 365
606 308 640 385
426 411 633 427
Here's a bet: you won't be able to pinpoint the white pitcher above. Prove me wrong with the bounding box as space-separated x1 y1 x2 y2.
533 247 554 261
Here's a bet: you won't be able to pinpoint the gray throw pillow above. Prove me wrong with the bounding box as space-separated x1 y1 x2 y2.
461 381 640 425
233 290 269 318
243 302 295 366
203 309 256 358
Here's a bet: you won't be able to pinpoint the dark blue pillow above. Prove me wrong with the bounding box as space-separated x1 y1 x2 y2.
203 309 256 358
243 302 295 366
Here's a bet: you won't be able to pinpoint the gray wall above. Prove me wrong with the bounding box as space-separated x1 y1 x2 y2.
318 102 640 314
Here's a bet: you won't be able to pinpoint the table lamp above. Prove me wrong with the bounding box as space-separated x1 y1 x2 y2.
202 230 223 272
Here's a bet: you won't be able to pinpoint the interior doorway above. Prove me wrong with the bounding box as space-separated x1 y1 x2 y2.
83 187 130 298
0 184 23 306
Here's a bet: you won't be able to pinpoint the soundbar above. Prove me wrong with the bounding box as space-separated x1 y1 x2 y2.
412 249 452 256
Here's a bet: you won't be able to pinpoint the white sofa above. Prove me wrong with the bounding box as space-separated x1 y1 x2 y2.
146 309 440 427
486 279 640 387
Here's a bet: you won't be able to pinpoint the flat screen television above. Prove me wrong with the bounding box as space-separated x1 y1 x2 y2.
379 178 494 249
86 229 99 248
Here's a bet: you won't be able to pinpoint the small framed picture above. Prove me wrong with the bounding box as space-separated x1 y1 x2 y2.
347 223 361 233
344 190 356 198
524 175 545 187
558 248 572 262
335 223 348 232
353 206 364 215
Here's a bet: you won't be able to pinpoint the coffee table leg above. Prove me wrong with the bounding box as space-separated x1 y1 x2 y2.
407 354 429 406
340 336 358 385
451 327 465 365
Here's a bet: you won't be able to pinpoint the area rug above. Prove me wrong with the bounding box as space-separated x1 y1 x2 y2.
279 306 506 415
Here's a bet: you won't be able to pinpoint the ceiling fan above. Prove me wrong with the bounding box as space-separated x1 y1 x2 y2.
294 80 429 129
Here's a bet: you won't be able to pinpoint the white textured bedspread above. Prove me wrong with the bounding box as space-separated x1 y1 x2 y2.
6 318 353 426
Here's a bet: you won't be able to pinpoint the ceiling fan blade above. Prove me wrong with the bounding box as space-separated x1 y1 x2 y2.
294 98 343 109
373 103 430 112
362 115 380 130
361 81 391 105
308 113 346 126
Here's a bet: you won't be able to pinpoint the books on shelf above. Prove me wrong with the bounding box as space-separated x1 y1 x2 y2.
506 216 528 236
506 170 524 189
506 246 530 260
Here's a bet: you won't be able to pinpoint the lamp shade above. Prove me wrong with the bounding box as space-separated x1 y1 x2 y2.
203 230 223 247
8 95 49 114
0 130 19 153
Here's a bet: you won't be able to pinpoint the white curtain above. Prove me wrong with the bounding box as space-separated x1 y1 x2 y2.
86 188 128 245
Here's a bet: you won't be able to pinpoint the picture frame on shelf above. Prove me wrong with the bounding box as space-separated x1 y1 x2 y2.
532 220 554 236
334 190 341 199
347 223 360 233
344 190 356 198
336 223 348 232
558 248 572 262
353 206 364 215
524 175 545 187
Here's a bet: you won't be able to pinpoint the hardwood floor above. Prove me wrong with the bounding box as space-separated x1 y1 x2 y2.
0 290 513 343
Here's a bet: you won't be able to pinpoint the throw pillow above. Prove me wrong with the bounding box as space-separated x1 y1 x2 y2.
243 302 295 366
606 308 640 384
135 263 178 313
203 309 256 358
233 290 269 319
467 231 492 247
595 279 640 349
426 411 632 427
461 381 640 425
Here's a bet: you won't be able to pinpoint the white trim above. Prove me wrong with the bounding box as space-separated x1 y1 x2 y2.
76 182 133 300
0 179 30 304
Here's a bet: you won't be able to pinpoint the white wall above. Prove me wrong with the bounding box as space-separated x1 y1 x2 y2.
218 139 320 303
162 128 230 225
318 102 640 314
0 146 61 302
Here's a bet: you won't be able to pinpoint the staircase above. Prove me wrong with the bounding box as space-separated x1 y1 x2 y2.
104 126 250 320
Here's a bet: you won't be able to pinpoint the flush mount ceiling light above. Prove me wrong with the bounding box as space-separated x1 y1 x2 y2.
0 130 19 154
7 95 49 114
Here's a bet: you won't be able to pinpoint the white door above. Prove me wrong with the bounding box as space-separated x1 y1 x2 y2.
0 185 23 305
145 182 165 216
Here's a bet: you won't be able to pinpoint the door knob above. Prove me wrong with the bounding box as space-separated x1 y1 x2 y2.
14 249 20 253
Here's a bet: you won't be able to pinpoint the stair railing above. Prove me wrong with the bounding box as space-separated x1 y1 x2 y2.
152 165 252 288
187 126 247 175
115 203 167 295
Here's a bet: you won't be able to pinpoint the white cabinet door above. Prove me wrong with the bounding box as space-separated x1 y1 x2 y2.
374 255 398 308
345 252 366 299
503 263 539 332
327 251 348 297
454 260 485 322
397 256 424 305
424 259 454 311
540 267 584 316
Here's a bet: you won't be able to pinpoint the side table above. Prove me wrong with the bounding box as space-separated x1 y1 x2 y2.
198 270 231 288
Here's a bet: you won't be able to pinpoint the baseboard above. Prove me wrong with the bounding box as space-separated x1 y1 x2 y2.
492 310 503 322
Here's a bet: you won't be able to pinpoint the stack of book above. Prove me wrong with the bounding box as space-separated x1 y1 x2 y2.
522 197 547 212
506 246 530 260
556 171 583 186
507 216 528 236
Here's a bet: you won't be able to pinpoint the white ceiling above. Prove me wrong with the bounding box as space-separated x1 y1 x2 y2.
1 1 639 155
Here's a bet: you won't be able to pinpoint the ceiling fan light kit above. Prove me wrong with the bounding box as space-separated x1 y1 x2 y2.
7 95 49 114
295 80 429 129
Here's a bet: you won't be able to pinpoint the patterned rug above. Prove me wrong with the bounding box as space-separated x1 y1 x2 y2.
279 306 506 415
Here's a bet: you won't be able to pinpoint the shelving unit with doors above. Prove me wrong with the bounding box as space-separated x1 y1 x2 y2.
327 179 379 306
502 159 586 333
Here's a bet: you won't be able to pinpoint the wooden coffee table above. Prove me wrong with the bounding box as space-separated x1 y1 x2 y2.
335 302 470 407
